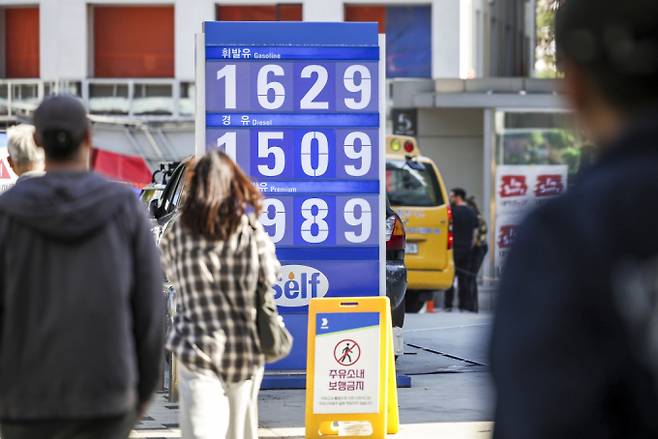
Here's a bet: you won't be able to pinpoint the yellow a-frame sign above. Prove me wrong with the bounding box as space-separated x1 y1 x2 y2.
305 296 399 438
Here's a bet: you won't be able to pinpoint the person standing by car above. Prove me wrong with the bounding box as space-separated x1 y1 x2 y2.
466 196 488 313
444 188 478 312
160 150 280 439
490 0 658 437
0 95 164 438
6 124 45 183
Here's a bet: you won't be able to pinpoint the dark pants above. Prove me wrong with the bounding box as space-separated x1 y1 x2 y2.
0 411 138 439
469 244 489 313
445 251 474 311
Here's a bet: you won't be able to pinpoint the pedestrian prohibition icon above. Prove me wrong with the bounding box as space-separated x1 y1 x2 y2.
334 339 361 366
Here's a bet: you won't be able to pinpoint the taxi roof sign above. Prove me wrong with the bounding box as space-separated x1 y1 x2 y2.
386 135 418 158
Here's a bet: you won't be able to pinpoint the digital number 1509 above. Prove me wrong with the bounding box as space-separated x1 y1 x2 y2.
218 130 374 178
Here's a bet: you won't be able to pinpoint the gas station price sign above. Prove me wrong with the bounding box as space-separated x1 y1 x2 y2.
196 22 384 369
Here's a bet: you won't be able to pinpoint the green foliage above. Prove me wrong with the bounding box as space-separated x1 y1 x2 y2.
535 0 565 77
561 147 581 175
501 128 581 175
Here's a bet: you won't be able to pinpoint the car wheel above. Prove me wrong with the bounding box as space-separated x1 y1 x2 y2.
405 294 426 313
392 302 405 328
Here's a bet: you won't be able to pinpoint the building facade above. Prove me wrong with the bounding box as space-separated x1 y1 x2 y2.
0 0 531 81
1 0 574 282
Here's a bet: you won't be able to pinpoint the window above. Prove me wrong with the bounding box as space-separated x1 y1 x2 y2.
344 5 386 33
217 4 302 21
345 5 431 78
496 112 584 182
386 159 443 207
4 7 40 78
535 0 562 77
93 6 174 78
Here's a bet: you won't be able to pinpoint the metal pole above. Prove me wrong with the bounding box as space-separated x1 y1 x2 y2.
172 79 181 118
158 310 168 393
7 82 12 119
378 34 386 296
482 108 496 286
128 80 135 118
168 355 179 402
194 32 206 158
37 81 44 102
165 284 178 402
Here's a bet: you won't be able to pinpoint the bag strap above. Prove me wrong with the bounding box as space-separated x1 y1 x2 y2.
246 214 268 307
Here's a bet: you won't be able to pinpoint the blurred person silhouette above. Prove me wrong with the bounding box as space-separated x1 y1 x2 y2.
160 151 281 439
578 143 598 171
490 0 658 437
445 188 478 312
0 95 164 439
5 124 44 182
466 196 488 313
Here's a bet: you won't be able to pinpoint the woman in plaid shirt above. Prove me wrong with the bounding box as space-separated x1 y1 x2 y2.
160 151 280 439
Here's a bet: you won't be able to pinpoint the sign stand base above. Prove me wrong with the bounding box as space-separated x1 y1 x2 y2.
305 297 400 438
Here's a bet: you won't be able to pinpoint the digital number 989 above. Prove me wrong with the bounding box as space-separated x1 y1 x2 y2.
259 196 377 246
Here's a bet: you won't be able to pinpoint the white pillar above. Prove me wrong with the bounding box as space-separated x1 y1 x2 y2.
303 0 342 21
0 9 5 77
432 0 475 78
527 0 536 76
40 0 88 79
483 108 496 282
175 0 214 80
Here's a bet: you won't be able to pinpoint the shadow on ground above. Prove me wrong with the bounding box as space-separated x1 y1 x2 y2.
259 312 494 431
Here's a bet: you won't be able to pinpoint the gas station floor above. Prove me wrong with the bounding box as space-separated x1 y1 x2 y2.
131 311 495 438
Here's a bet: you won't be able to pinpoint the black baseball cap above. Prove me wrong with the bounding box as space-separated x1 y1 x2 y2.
33 95 90 160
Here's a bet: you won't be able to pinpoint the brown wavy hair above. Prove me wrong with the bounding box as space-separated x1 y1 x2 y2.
181 150 263 240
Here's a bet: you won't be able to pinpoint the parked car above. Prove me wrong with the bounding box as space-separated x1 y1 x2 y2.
140 183 165 208
386 198 408 329
146 160 187 231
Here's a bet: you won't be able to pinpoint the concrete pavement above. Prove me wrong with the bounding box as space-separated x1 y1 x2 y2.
131 311 494 438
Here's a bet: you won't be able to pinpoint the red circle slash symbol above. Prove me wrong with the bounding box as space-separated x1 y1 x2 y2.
334 339 361 366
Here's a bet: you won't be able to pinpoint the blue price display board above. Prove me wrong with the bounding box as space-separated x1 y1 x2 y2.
196 22 384 370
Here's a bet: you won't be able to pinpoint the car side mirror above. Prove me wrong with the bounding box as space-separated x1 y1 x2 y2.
149 199 159 217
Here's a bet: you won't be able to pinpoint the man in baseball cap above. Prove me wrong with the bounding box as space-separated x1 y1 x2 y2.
491 0 658 437
32 94 91 166
0 95 164 439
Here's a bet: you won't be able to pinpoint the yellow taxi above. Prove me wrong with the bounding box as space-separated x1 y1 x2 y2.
386 135 455 312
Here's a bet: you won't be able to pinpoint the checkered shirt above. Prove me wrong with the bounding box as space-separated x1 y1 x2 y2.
160 215 280 383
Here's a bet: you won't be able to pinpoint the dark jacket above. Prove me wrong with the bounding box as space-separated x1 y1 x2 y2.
451 204 478 258
490 114 658 438
0 172 164 420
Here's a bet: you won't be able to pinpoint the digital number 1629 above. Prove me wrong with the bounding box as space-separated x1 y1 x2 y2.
216 63 373 111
